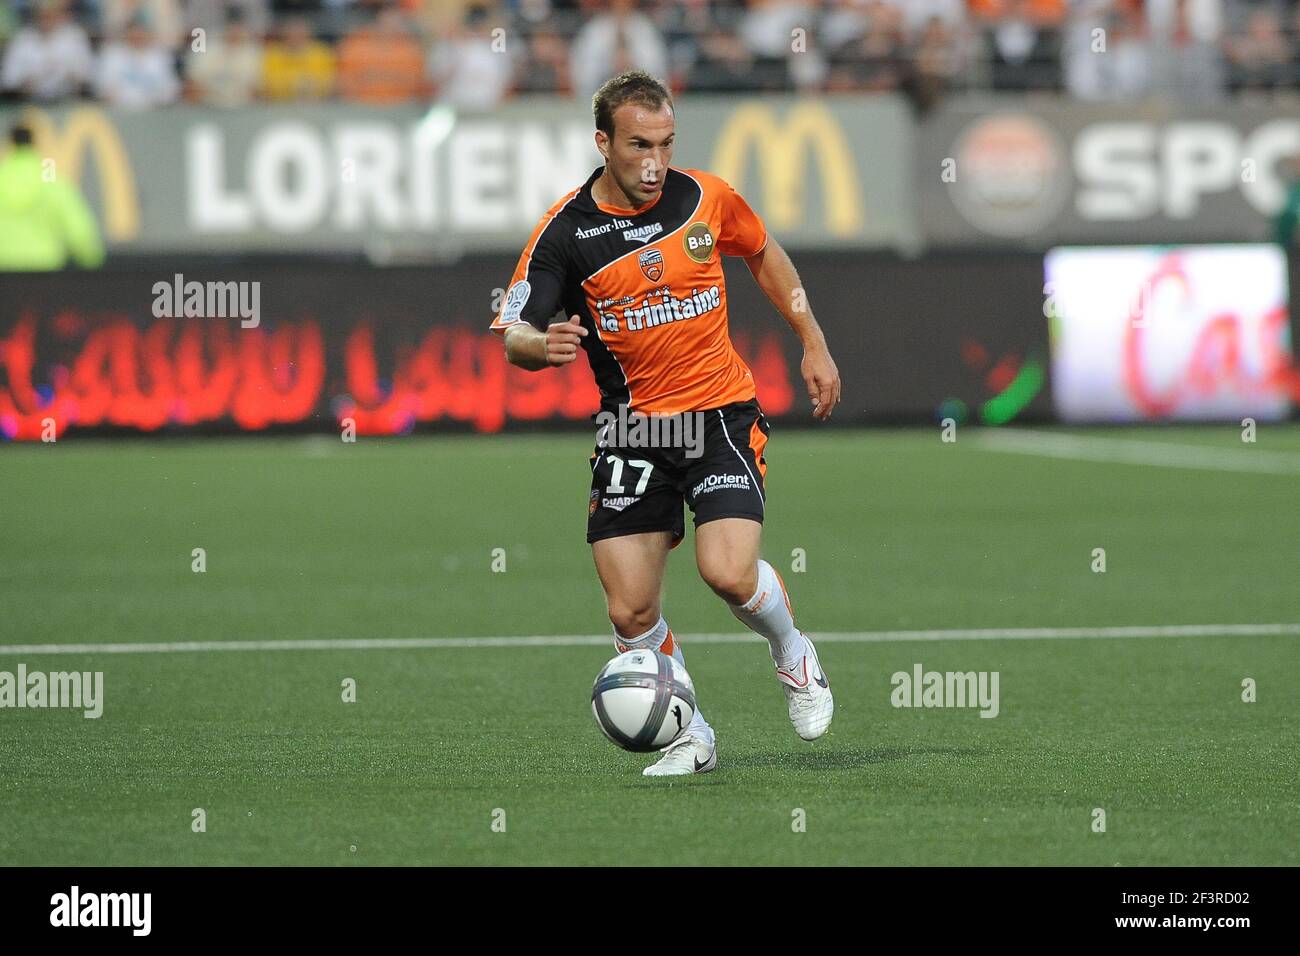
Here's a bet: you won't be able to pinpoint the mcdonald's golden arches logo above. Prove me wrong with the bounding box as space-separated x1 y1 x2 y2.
711 102 864 238
21 107 140 241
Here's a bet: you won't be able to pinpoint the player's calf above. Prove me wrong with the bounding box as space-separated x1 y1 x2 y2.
725 558 834 740
725 559 805 670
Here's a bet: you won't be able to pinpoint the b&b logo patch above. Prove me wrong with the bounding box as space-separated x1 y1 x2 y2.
683 222 715 263
638 248 664 282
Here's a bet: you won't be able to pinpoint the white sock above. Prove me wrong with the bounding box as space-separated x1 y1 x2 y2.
728 559 808 671
614 617 669 652
616 617 713 744
668 640 713 744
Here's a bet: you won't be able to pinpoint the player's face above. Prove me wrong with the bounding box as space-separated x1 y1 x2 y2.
602 102 675 204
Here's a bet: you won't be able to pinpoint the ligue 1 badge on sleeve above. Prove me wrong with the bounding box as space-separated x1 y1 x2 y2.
503 280 531 324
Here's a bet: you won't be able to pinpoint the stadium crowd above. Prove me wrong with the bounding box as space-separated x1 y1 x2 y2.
1 0 1299 113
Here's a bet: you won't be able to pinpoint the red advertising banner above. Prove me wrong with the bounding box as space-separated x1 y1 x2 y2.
1 253 1093 439
0 265 798 440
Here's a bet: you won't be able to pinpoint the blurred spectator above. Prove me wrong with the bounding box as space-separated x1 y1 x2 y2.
735 0 811 91
821 0 872 56
183 0 271 42
1064 1 1152 100
642 0 702 89
1225 7 1292 91
511 0 577 28
902 14 962 112
1145 0 1221 43
408 0 485 37
101 0 185 48
973 0 1065 91
186 10 262 105
428 3 516 109
736 0 811 56
892 0 965 38
0 0 1296 107
513 25 572 94
0 123 105 271
691 21 757 91
824 0 905 92
1155 0 1224 100
96 17 181 108
569 0 669 99
261 16 336 100
1 0 95 102
336 7 427 103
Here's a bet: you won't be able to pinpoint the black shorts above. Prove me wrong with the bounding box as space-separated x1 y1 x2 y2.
586 398 771 546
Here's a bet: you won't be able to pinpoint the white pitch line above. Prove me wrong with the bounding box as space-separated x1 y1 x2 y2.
0 623 1296 656
975 431 1300 475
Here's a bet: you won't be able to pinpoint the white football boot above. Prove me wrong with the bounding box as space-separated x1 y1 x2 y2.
775 634 833 740
642 733 717 777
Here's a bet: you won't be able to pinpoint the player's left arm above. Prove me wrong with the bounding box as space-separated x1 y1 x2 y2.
744 236 841 421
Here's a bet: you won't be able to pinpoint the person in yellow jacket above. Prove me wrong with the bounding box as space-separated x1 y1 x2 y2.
0 122 105 271
261 17 336 101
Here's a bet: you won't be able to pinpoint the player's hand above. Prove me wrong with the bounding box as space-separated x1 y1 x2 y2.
801 344 841 421
544 315 587 366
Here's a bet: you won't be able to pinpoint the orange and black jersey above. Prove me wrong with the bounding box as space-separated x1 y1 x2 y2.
490 165 770 415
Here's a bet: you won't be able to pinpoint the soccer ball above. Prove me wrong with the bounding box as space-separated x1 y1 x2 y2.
591 649 696 752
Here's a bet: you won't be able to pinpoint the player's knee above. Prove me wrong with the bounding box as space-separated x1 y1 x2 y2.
608 601 660 646
699 558 757 606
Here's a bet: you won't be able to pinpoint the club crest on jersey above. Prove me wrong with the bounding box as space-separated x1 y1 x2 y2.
589 489 600 516
683 222 715 263
638 248 664 282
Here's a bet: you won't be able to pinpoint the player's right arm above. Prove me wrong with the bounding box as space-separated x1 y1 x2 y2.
491 197 587 371
503 318 587 371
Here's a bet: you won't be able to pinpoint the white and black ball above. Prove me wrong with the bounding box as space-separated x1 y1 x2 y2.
591 649 696 752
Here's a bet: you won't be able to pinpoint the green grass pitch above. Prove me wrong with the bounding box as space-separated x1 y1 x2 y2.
1 426 1297 865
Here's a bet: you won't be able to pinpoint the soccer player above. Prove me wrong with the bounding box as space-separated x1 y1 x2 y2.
491 71 841 776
